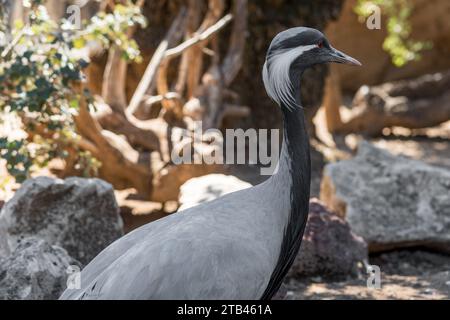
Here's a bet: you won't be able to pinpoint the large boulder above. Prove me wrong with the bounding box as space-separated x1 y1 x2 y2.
321 141 450 252
288 199 367 279
178 174 252 210
0 177 123 265
0 237 79 300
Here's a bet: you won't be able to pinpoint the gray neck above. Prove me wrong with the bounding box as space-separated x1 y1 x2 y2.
272 97 311 224
261 82 311 299
269 73 311 203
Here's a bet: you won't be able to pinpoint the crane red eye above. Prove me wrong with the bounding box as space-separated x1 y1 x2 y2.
317 41 324 48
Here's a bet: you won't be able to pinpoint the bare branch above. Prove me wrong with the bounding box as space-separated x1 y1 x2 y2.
1 26 26 58
184 0 224 99
101 0 147 113
175 0 202 95
127 8 232 120
164 14 233 59
222 0 247 86
144 92 181 106
72 82 152 196
127 7 188 116
101 48 128 113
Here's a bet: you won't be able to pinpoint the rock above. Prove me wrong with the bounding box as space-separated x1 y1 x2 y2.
0 237 79 300
429 271 450 295
288 199 367 279
0 177 123 265
0 222 10 257
321 141 450 252
178 174 252 210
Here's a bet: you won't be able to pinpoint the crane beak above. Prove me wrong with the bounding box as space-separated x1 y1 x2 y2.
329 47 362 66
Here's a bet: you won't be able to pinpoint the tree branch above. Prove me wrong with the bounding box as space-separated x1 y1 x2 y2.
164 13 233 59
221 0 247 86
127 7 188 116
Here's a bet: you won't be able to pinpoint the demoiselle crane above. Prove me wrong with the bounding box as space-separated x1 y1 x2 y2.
60 27 361 300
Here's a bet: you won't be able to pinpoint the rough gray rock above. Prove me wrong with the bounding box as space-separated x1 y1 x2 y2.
0 237 79 300
288 199 368 279
321 141 450 252
0 177 123 264
178 174 252 210
0 222 10 257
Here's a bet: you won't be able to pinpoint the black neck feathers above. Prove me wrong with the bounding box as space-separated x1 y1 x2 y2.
261 89 311 300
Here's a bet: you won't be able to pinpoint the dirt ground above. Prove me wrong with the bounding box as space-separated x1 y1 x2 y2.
282 250 450 300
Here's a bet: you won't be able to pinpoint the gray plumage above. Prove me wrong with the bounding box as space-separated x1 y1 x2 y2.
60 27 360 300
60 175 291 299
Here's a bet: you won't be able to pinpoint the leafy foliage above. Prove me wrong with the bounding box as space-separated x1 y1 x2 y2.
355 0 432 67
0 137 32 182
0 0 146 182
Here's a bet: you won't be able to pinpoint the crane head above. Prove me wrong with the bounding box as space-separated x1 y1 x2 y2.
266 27 361 68
263 27 361 108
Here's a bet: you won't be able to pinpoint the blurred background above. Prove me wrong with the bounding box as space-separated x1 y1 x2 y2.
0 0 449 300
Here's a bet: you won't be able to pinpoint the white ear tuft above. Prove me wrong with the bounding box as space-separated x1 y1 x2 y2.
262 45 316 111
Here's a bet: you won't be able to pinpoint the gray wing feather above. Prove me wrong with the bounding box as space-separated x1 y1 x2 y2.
60 188 277 300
